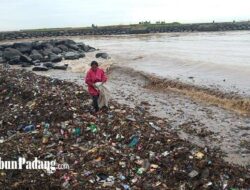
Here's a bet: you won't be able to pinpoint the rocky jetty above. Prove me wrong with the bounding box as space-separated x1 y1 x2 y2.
0 22 250 41
0 39 95 71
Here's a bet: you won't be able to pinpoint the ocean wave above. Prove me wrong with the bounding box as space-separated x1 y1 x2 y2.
109 65 250 115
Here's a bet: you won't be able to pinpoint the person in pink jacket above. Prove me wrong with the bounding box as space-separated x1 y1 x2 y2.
85 61 107 112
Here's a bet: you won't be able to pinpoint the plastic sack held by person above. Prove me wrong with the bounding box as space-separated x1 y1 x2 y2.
85 61 109 113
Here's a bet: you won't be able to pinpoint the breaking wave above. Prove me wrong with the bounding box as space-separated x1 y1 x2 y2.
109 66 250 115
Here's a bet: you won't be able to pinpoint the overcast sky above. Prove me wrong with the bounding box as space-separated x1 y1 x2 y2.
0 0 249 31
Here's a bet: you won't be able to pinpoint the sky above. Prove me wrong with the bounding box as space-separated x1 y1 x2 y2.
0 0 249 31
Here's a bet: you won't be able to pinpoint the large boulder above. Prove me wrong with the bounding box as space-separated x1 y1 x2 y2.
20 54 32 63
52 47 62 54
96 52 109 59
32 66 49 71
77 43 88 52
57 44 68 51
1 44 11 49
13 42 32 53
32 41 43 50
0 57 4 63
40 48 53 56
34 62 41 66
0 50 3 57
87 46 96 52
41 42 54 49
9 56 21 65
67 44 79 51
64 52 80 60
43 55 50 62
3 48 22 60
49 53 62 62
30 50 43 61
79 52 86 58
33 60 41 64
55 39 76 46
48 40 56 47
43 62 54 68
21 62 32 67
52 64 68 70
3 47 32 64
77 43 95 52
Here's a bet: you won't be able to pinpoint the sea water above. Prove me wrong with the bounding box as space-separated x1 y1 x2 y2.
77 31 250 96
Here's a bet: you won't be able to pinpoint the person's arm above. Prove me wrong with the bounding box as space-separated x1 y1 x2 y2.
85 71 94 87
101 70 107 83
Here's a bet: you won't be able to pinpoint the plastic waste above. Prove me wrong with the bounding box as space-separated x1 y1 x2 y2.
88 124 98 133
96 173 108 181
122 184 131 190
0 137 4 144
136 167 145 175
149 122 161 131
118 173 126 180
194 151 205 159
128 135 139 148
73 127 81 136
23 124 35 132
126 116 136 122
42 136 49 144
188 170 199 178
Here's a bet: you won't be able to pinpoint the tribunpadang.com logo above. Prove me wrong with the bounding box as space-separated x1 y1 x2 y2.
0 157 69 173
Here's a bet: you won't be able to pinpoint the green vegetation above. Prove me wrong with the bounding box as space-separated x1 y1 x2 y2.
19 21 183 32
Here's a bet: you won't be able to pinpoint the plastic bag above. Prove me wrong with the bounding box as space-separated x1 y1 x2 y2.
95 82 110 108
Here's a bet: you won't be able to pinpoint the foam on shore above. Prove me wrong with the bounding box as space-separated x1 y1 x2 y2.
108 66 250 115
61 52 113 74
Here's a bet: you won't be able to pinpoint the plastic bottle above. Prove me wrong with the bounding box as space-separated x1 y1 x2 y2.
128 135 139 148
23 124 35 132
88 124 97 133
74 127 81 136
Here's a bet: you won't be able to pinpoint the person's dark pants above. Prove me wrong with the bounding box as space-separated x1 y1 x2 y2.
92 95 99 112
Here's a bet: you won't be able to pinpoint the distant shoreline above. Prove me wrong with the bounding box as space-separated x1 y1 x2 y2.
1 21 250 41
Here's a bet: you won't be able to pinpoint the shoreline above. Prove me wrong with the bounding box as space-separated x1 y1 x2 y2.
0 66 249 189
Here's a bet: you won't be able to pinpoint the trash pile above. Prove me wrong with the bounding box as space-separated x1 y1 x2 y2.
0 67 249 189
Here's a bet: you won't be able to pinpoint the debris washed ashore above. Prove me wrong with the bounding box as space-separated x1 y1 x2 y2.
0 67 249 189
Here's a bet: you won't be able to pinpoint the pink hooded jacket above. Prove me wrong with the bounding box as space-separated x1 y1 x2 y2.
85 68 107 96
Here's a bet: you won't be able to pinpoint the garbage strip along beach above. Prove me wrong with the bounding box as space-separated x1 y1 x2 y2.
0 67 249 189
